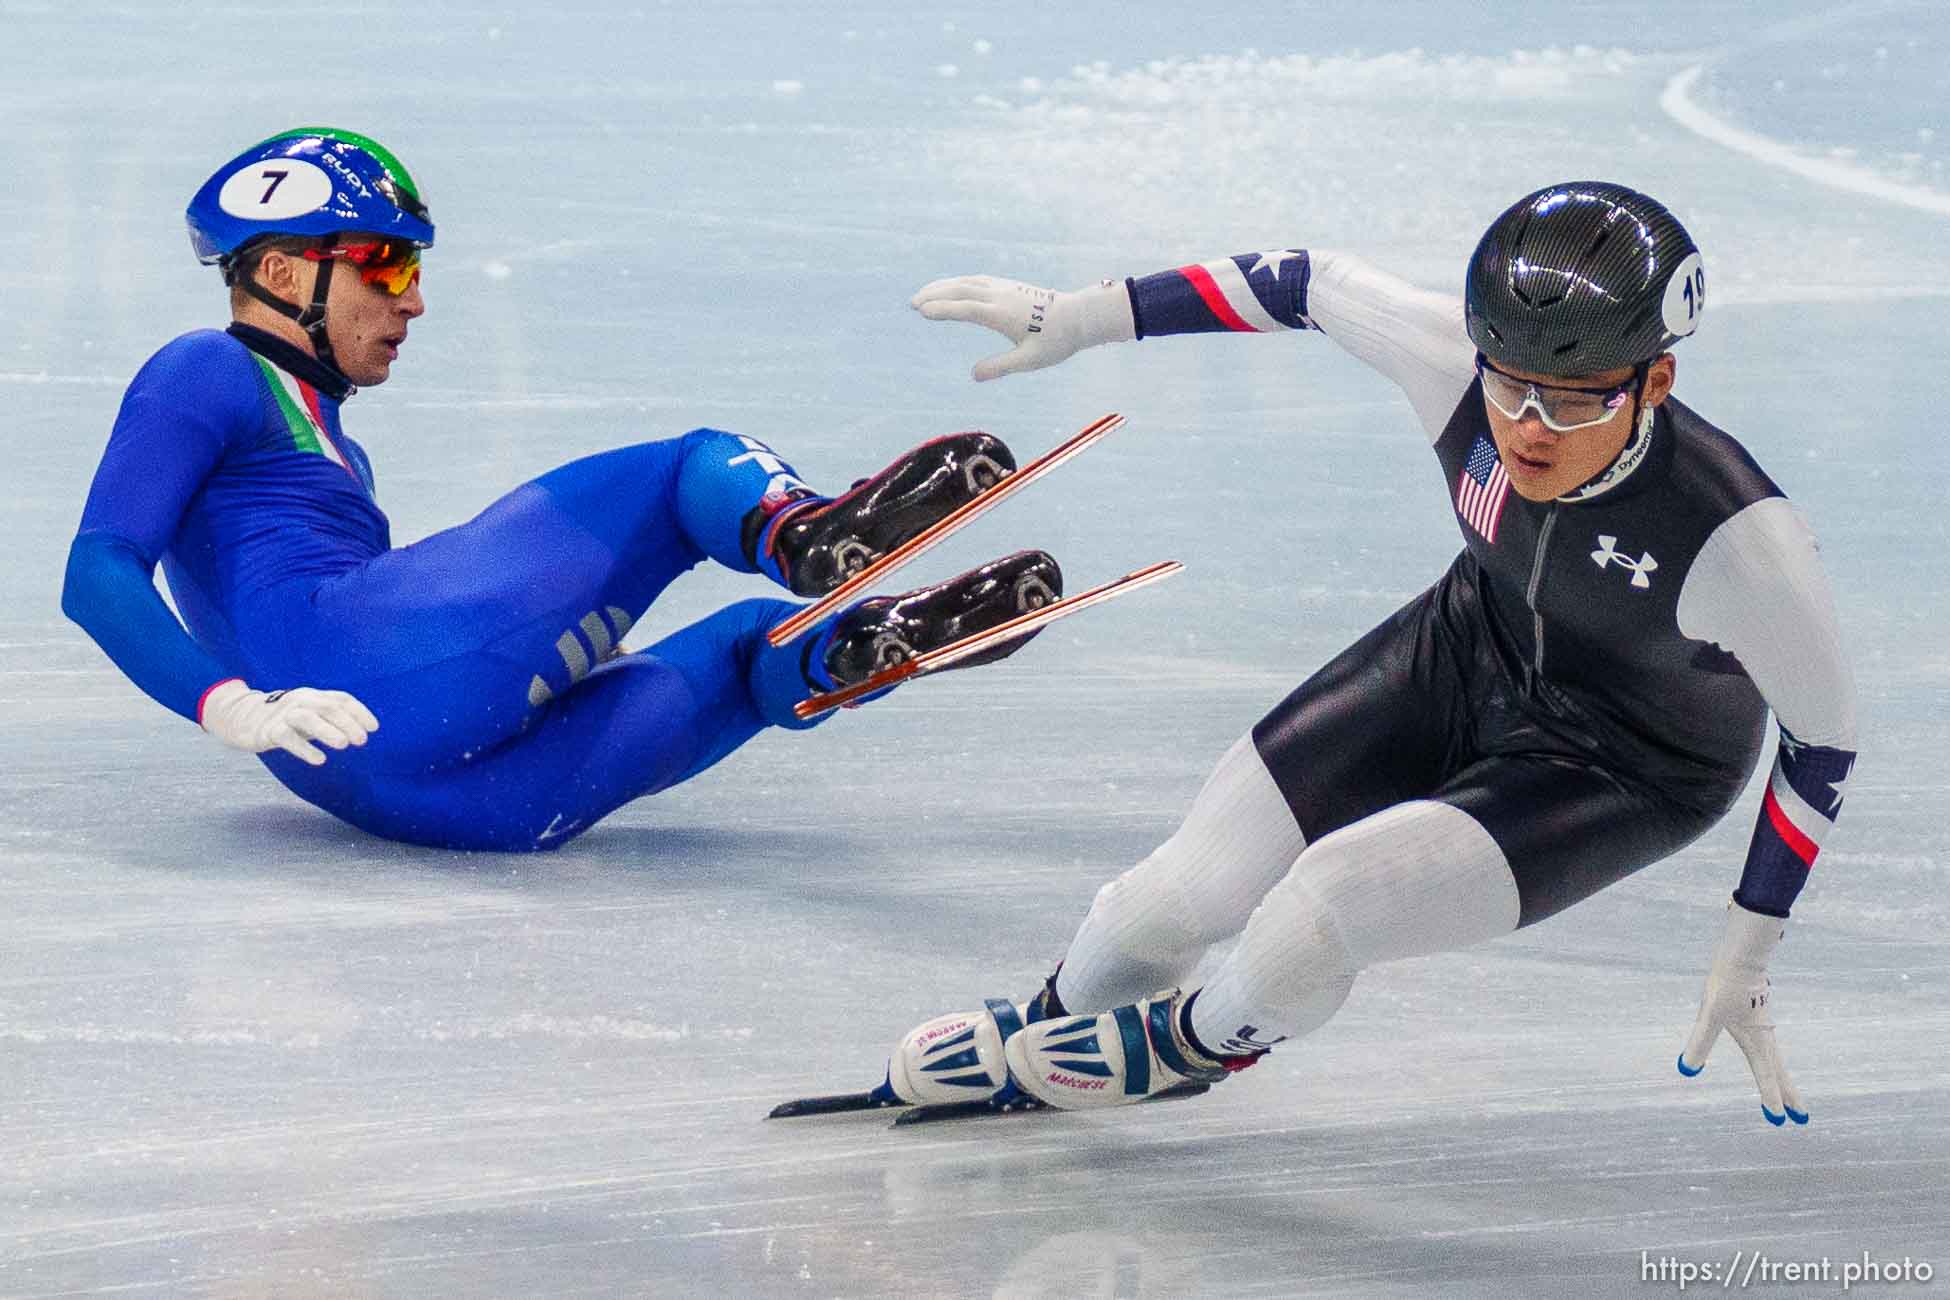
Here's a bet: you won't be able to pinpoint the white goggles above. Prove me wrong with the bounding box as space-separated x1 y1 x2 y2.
1476 354 1644 433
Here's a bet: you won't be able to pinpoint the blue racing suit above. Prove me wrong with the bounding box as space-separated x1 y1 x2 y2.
65 323 832 850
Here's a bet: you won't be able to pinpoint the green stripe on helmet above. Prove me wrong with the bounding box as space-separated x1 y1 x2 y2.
260 126 421 200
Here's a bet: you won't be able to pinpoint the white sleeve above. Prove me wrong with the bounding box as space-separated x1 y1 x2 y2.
1675 497 1857 749
1304 250 1479 445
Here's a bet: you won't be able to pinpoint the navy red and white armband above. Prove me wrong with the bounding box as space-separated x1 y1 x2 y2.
1128 250 1315 339
1734 730 1856 917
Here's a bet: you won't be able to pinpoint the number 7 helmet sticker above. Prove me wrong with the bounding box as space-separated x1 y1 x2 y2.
216 159 333 221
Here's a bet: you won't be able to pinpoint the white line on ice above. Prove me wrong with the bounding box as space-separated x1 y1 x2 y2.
1660 64 1950 219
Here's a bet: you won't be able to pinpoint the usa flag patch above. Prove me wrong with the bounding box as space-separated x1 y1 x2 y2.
1456 435 1511 543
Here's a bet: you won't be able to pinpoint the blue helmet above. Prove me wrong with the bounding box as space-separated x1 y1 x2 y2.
186 127 434 268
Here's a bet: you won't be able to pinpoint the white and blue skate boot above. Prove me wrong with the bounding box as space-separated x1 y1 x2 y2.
883 978 1064 1106
1001 988 1261 1110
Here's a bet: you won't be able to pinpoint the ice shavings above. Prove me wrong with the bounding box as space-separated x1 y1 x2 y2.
928 46 1644 265
1050 45 1637 106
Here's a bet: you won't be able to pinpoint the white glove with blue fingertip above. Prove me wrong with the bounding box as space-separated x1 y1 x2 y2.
1678 901 1808 1126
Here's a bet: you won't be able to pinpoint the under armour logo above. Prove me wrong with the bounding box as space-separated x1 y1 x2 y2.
1591 534 1658 589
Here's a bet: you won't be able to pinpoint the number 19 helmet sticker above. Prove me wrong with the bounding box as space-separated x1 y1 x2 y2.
1660 250 1707 340
186 128 435 267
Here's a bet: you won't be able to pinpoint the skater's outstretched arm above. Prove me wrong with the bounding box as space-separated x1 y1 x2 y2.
911 250 1475 441
1673 495 1858 1125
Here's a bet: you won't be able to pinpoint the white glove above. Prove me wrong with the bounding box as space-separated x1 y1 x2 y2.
910 275 1136 381
1678 901 1808 1126
199 678 379 767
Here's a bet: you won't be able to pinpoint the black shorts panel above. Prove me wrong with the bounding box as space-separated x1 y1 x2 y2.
1250 579 1475 844
1251 555 1749 929
1435 754 1718 927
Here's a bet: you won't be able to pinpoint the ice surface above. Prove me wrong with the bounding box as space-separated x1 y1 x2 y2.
2 2 1946 1296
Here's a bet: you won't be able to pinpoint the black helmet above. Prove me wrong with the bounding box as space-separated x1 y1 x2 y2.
1464 181 1704 376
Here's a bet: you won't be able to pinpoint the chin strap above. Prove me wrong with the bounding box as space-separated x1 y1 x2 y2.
236 253 339 372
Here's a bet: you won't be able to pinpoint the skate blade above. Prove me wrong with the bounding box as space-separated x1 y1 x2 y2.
768 413 1124 647
891 1080 1210 1126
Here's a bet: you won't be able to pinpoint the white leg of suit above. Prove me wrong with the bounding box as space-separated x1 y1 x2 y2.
1186 799 1522 1054
1055 734 1307 1013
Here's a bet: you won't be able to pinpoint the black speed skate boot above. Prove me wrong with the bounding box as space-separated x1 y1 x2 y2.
747 432 1017 597
817 549 1062 688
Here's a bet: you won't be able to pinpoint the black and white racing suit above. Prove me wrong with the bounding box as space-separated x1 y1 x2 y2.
1136 249 1857 925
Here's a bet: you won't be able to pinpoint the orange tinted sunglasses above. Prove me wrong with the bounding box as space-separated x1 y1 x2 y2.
304 239 423 295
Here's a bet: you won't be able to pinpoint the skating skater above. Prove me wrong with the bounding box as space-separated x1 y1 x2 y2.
64 128 1062 851
880 182 1855 1126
